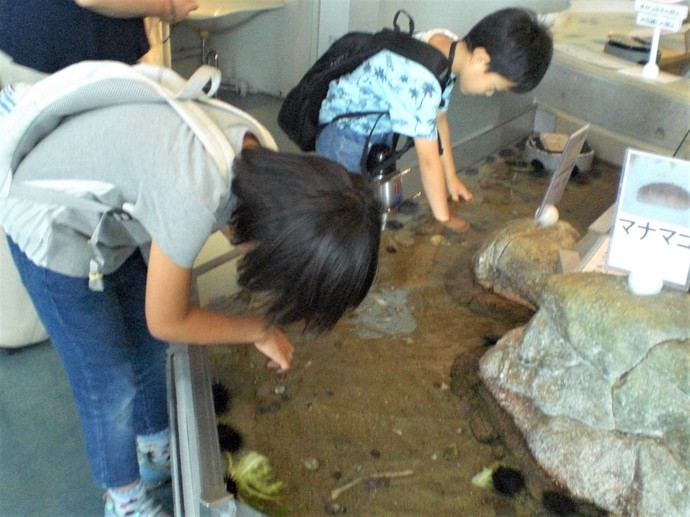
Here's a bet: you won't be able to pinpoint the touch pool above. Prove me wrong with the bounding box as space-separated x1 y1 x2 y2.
172 140 621 516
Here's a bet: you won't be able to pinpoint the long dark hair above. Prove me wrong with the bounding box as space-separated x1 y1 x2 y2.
230 147 381 333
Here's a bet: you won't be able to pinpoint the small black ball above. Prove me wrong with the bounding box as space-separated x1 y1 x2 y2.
530 160 548 178
217 423 243 453
482 335 501 347
491 466 526 497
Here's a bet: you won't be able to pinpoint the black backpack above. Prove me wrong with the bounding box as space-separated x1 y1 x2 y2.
277 10 456 165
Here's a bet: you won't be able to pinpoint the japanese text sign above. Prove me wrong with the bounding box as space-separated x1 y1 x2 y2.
607 149 690 290
635 0 688 32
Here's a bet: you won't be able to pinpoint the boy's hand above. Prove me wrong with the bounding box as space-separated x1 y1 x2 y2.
442 215 471 234
254 326 294 372
446 176 474 203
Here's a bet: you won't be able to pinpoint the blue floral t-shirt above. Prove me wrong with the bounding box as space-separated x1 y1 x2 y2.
318 30 457 140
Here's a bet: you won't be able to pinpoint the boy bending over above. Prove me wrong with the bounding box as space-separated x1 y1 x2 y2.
316 8 553 233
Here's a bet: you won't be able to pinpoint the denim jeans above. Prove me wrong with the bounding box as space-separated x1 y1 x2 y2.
7 238 169 489
315 123 392 175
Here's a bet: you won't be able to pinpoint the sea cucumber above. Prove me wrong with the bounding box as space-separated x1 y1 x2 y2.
636 182 690 210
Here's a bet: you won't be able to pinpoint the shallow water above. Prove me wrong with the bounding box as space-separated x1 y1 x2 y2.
210 142 619 516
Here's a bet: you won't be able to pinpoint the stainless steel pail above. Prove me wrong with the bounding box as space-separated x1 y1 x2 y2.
373 172 403 210
370 168 411 227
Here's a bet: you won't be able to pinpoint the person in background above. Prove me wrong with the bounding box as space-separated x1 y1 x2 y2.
0 0 198 86
0 77 381 516
316 8 553 234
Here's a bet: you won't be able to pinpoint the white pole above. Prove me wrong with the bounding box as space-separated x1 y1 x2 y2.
643 26 661 78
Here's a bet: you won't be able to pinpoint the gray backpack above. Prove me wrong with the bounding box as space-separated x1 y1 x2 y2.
0 60 275 289
0 60 275 201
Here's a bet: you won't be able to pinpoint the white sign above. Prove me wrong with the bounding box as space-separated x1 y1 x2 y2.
536 124 590 219
635 0 688 19
606 149 690 290
635 0 688 31
636 12 683 31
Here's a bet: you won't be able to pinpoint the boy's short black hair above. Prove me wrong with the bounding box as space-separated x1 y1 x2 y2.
230 147 381 333
464 8 553 93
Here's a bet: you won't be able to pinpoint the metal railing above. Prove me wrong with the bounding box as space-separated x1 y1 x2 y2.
168 343 269 517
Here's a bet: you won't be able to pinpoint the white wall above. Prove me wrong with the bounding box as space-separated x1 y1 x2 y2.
317 0 351 57
171 0 319 96
172 0 568 95
356 0 567 32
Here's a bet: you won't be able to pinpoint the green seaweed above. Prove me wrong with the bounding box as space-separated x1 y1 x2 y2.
225 450 288 516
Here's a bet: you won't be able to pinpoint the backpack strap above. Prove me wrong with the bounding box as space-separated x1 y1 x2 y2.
135 63 235 179
393 9 415 35
129 64 278 173
447 40 458 71
360 132 415 179
0 61 235 186
2 61 277 209
372 28 453 90
357 115 415 177
328 11 454 130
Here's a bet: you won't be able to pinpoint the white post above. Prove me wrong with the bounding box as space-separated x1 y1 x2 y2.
643 26 662 78
635 0 688 79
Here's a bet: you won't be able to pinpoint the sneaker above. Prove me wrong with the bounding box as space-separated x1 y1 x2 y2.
104 484 170 517
137 449 172 490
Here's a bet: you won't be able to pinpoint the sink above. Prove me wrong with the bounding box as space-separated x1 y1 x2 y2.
185 0 286 33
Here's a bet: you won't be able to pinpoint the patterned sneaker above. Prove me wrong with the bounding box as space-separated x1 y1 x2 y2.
137 448 172 490
104 482 170 517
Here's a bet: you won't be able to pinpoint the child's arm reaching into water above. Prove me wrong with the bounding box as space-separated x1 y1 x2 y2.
437 111 473 205
414 131 473 234
145 241 294 371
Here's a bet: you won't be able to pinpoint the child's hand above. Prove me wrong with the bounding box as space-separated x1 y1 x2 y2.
254 326 294 372
447 176 474 203
443 215 471 234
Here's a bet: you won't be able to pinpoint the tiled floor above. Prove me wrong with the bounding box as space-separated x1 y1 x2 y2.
0 340 105 516
0 338 171 515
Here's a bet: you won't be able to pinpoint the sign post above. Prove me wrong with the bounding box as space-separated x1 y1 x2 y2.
535 125 590 226
634 0 688 78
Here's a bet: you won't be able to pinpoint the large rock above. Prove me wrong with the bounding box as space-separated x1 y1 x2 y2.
474 218 580 309
479 273 690 516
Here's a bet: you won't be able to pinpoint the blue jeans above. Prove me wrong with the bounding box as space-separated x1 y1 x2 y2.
7 238 169 489
315 123 392 174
